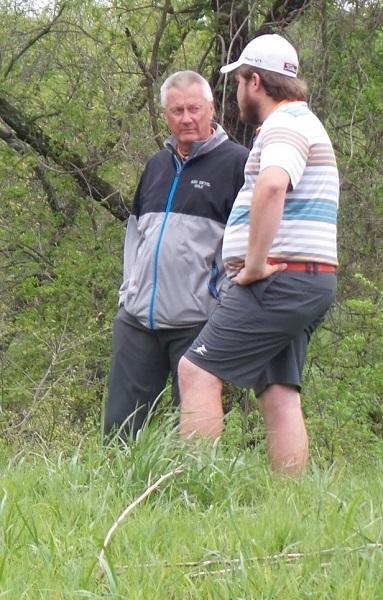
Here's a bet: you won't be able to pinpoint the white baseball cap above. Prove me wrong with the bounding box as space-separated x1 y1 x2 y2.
220 34 299 78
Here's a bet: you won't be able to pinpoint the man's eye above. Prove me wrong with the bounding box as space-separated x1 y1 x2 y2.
188 106 201 114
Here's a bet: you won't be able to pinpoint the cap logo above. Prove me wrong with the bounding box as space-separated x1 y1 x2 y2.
283 62 297 74
244 55 262 65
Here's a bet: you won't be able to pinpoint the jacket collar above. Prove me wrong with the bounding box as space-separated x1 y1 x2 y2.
164 123 228 161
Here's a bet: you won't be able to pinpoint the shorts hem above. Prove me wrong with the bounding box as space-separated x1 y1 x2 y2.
185 350 302 395
253 381 302 397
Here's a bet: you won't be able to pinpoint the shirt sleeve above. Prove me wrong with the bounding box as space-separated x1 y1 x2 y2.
259 124 309 189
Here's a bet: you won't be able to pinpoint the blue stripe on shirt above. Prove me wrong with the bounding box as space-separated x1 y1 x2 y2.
284 199 337 221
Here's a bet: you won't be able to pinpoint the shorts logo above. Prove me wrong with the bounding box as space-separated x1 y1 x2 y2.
194 344 207 356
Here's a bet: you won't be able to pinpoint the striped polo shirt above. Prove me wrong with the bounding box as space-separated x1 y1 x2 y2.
222 101 339 277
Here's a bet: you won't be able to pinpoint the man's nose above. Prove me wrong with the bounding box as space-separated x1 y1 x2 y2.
180 109 193 122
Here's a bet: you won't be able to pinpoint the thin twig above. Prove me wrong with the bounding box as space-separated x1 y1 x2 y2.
99 467 184 573
221 3 258 126
6 314 70 431
142 542 383 573
3 3 67 80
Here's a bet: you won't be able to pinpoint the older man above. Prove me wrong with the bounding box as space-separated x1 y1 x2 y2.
179 36 339 474
104 70 249 439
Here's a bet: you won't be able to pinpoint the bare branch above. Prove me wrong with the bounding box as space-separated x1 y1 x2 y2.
260 0 312 31
149 0 172 79
144 543 383 572
125 1 173 148
99 467 184 576
221 2 258 126
3 3 68 80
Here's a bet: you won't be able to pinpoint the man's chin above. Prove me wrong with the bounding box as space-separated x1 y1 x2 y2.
179 133 198 143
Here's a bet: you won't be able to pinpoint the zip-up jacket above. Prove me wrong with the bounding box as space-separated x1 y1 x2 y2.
119 124 249 329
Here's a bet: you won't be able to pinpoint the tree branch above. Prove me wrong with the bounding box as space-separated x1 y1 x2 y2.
3 3 68 80
260 0 311 31
0 97 128 220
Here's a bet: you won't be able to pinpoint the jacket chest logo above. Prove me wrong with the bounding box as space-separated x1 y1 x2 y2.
190 179 211 190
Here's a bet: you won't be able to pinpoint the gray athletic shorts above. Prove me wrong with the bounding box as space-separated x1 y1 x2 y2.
184 271 336 395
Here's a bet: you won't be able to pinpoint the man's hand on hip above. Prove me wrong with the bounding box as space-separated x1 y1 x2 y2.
232 261 287 285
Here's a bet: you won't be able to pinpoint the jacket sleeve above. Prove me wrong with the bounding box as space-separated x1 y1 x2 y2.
117 172 145 307
118 216 141 307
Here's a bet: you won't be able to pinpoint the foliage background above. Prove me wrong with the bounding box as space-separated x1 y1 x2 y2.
0 0 382 459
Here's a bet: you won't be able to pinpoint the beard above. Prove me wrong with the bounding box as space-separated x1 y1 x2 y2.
239 94 262 127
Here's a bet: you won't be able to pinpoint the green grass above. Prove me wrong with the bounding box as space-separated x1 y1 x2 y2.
1 422 383 599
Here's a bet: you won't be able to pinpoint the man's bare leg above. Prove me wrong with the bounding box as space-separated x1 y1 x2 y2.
178 357 224 439
257 384 309 475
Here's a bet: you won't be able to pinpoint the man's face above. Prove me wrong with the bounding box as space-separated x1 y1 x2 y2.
164 83 214 148
236 73 261 127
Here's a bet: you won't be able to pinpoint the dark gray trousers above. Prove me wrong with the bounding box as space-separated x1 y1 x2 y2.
104 308 205 439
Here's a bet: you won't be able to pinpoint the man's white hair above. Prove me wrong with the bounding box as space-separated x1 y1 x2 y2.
160 70 213 107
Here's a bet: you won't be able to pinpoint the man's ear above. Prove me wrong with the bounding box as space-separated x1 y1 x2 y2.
163 110 170 129
251 72 262 90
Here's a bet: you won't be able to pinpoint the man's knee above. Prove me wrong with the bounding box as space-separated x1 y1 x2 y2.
258 384 301 421
178 357 221 391
178 356 202 387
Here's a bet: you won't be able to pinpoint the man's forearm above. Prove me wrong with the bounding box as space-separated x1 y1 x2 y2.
245 169 288 276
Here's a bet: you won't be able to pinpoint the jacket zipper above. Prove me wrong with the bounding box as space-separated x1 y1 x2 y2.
208 260 220 299
148 155 184 329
